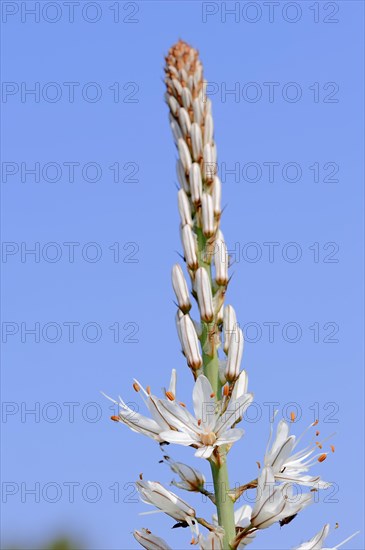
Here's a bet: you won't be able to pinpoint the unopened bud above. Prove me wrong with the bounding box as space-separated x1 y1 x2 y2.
170 117 183 144
172 264 191 313
212 176 222 217
223 305 237 354
179 314 203 370
181 225 198 270
179 107 191 136
203 143 216 182
181 87 192 110
176 159 190 194
190 123 203 161
172 78 182 97
204 113 214 145
214 238 229 286
201 193 215 238
168 94 178 116
231 370 248 401
225 327 244 381
195 267 214 323
178 138 192 174
166 456 205 492
189 163 203 206
193 97 203 125
177 189 193 227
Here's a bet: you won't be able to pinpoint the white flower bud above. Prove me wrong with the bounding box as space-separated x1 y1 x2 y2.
203 143 216 182
225 327 244 381
168 95 178 116
165 456 205 492
177 189 193 227
178 107 191 136
181 87 192 109
175 309 184 351
180 68 189 83
179 314 202 370
231 370 248 401
195 267 214 323
181 224 198 270
212 176 222 217
170 117 182 144
201 193 215 238
190 122 203 161
189 163 202 206
178 138 192 174
193 97 203 125
204 113 214 145
172 264 191 313
168 65 178 77
176 159 190 194
223 305 237 354
214 238 229 285
134 529 172 550
172 78 182 96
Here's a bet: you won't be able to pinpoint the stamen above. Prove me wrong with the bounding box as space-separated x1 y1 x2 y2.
165 391 175 401
330 444 335 453
312 419 319 426
318 453 327 463
256 461 261 469
146 386 151 395
335 523 339 529
110 415 120 422
223 384 229 396
133 382 141 392
316 430 320 436
210 392 215 398
290 411 296 422
139 473 143 479
197 419 202 426
179 401 186 407
316 442 323 449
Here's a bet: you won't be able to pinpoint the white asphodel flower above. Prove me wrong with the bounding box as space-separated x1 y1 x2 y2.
133 528 172 550
294 523 360 550
103 370 177 442
251 466 312 529
136 479 196 526
264 417 331 488
157 375 253 459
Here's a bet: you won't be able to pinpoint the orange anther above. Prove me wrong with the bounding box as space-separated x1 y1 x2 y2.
165 391 175 401
110 416 119 422
133 382 140 392
318 453 327 463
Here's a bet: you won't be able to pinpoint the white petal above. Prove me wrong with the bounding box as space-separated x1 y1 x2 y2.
160 430 196 446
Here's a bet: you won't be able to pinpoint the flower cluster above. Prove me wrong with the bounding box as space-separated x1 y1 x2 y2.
105 40 359 550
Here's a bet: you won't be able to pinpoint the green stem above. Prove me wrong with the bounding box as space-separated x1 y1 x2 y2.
210 453 236 548
196 228 235 549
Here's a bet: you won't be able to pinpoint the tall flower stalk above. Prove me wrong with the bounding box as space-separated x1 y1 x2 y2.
106 40 358 550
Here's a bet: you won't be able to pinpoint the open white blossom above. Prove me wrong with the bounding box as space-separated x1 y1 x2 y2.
198 529 224 549
251 466 312 529
294 523 360 550
158 375 253 458
264 418 331 488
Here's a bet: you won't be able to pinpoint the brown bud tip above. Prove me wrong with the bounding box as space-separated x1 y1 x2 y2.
310 488 318 492
256 461 261 469
146 528 151 534
290 412 296 422
223 384 229 397
165 391 175 401
110 415 119 422
318 453 327 463
330 444 335 453
133 382 140 392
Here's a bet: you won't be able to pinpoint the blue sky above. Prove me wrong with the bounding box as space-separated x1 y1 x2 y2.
1 1 364 549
